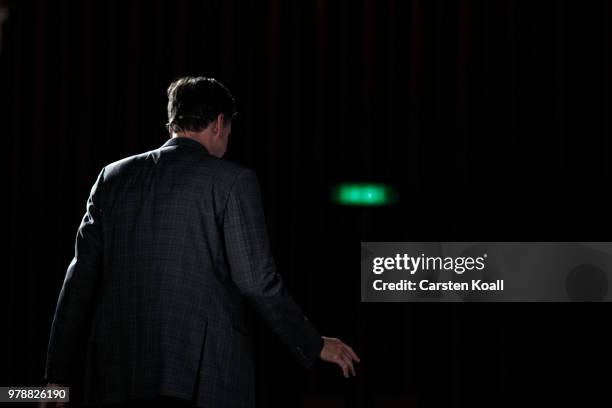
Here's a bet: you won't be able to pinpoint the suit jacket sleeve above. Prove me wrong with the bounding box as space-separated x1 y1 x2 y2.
44 168 106 383
223 168 324 370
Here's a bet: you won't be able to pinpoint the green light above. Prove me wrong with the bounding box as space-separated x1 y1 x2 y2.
331 183 398 206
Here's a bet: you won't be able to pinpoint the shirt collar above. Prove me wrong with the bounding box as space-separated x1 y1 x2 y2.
161 137 210 155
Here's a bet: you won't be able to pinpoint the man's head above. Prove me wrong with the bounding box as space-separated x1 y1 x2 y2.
166 76 237 157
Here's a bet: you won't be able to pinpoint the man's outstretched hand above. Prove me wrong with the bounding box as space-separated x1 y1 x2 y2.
319 336 361 378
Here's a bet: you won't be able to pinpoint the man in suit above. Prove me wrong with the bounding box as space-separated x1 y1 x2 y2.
42 76 360 407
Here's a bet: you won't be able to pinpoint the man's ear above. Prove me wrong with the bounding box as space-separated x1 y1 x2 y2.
212 113 225 136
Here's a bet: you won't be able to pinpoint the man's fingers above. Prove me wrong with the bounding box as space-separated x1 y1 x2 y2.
345 353 356 376
338 360 349 378
337 353 355 377
340 351 355 376
346 345 361 362
337 340 360 363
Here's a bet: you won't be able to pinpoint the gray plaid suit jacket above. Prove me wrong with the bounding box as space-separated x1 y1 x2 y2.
44 136 324 407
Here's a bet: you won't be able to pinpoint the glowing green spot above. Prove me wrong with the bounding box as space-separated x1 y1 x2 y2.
331 183 398 206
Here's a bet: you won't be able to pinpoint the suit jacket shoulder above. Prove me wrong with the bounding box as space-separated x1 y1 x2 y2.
103 145 249 184
99 142 253 222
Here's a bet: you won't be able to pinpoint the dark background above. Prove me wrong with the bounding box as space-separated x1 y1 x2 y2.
2 0 612 406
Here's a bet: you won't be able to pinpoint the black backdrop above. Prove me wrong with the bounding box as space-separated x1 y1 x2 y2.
3 0 612 406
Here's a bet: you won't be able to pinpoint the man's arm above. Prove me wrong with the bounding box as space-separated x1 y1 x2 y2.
222 168 324 369
44 168 106 383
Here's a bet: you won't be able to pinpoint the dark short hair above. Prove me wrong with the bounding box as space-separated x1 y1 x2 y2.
166 76 237 133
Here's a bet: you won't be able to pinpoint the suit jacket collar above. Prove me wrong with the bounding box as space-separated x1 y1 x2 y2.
161 137 210 155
